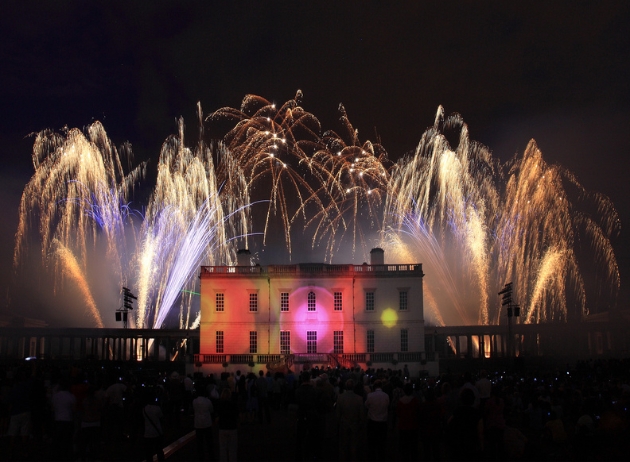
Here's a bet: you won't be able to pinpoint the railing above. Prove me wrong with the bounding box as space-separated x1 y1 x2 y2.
202 263 423 276
194 354 227 364
194 352 428 366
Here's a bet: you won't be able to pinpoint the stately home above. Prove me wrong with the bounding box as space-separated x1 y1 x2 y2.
197 248 427 374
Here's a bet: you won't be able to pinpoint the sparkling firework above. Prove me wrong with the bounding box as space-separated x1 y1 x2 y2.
12 96 620 328
383 107 620 326
13 106 241 328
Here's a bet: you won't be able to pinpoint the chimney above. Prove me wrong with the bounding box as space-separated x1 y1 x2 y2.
370 248 384 266
236 248 251 266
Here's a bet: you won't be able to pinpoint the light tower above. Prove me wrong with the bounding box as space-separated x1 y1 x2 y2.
498 282 520 356
116 287 137 328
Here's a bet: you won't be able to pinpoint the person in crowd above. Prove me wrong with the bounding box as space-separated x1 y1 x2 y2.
336 378 365 461
216 388 239 461
7 368 32 460
78 384 104 461
193 385 215 460
51 378 77 461
256 370 271 424
143 389 165 462
483 385 506 461
476 370 492 408
446 387 484 461
365 379 390 461
418 386 442 461
396 382 420 460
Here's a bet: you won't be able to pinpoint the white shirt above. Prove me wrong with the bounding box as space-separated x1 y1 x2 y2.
365 388 389 422
193 396 214 429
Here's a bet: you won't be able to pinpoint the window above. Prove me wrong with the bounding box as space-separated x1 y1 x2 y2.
308 291 316 311
366 291 375 311
367 330 375 353
307 331 317 353
334 292 342 311
250 331 257 354
401 328 408 352
399 290 408 311
216 293 224 312
216 331 224 353
280 292 289 312
249 292 258 312
334 330 344 354
280 331 291 355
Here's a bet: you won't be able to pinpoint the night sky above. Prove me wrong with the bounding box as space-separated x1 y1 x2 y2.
2 1 630 322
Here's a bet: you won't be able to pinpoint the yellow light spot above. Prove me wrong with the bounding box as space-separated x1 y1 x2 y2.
381 308 398 328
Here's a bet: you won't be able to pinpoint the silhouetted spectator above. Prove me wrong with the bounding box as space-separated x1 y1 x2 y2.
446 387 483 461
365 379 389 461
193 385 215 460
216 388 238 461
336 379 365 461
143 390 165 462
52 378 77 461
396 382 420 460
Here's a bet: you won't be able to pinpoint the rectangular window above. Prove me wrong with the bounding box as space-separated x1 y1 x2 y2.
280 292 289 312
280 331 291 355
250 331 257 354
216 331 224 353
250 292 258 312
399 290 408 311
216 293 224 312
334 330 344 354
367 330 374 353
307 331 317 353
308 292 316 311
366 291 375 311
334 292 342 311
401 328 408 352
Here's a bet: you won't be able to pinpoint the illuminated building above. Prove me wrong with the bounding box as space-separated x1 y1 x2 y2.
198 248 426 374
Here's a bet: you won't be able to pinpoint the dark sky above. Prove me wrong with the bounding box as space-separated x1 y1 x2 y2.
2 1 630 318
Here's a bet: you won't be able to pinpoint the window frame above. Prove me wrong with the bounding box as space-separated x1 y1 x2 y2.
216 330 224 353
280 331 291 355
334 291 343 311
249 331 258 354
334 330 344 354
215 292 225 312
307 291 316 312
401 328 409 352
365 290 375 311
280 292 289 312
399 288 409 311
307 330 317 353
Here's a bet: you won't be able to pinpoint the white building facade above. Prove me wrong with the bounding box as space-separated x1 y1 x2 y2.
198 248 426 374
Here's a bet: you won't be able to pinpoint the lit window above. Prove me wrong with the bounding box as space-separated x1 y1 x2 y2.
281 292 289 312
334 292 342 311
216 331 224 353
307 331 317 353
367 330 374 353
308 291 316 311
216 293 224 312
334 330 344 354
401 328 408 352
399 290 408 311
250 331 257 354
280 331 291 355
366 291 375 311
250 292 258 312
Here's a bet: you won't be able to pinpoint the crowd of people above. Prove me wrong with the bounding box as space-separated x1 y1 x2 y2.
0 357 629 461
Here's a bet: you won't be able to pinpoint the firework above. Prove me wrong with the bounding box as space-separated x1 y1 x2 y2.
12 96 620 329
383 107 620 325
